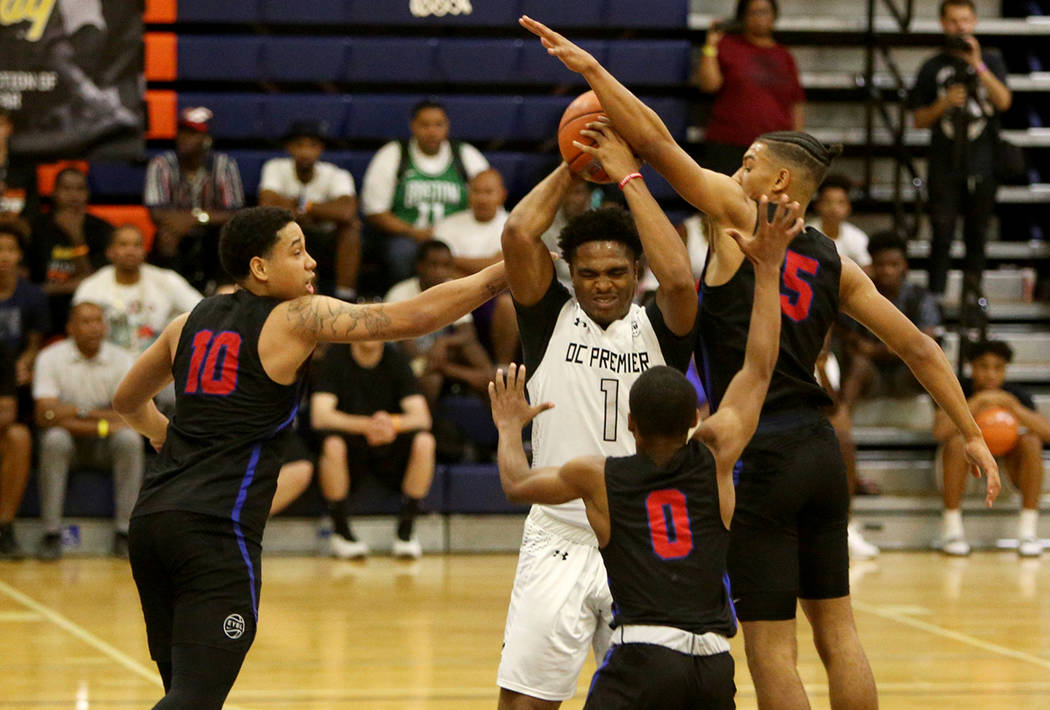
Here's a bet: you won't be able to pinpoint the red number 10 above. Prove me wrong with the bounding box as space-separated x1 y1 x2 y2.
185 330 242 396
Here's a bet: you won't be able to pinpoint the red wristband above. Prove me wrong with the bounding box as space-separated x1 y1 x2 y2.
618 172 643 190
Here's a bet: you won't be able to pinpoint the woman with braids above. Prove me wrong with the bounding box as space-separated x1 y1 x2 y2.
521 17 1001 710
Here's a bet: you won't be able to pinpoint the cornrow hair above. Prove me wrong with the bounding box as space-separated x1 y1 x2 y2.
758 131 844 188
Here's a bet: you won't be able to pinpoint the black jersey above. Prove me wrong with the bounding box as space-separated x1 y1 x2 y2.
132 290 301 544
601 440 735 637
696 226 840 415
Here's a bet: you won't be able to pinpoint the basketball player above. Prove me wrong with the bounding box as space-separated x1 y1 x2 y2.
112 206 506 709
496 126 698 707
521 16 1000 710
489 196 802 709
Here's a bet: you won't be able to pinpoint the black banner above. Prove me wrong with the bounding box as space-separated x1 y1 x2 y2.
0 0 144 158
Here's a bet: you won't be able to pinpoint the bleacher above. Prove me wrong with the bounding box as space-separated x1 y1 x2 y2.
26 0 1049 555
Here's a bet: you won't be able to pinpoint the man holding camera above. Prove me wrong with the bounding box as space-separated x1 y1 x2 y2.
909 0 1011 299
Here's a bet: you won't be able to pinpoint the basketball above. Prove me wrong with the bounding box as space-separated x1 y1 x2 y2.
975 406 1020 455
557 90 613 183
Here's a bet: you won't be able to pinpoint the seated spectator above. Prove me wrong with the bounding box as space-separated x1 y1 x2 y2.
144 106 244 292
311 341 436 560
0 219 49 387
809 174 871 269
385 241 493 406
639 213 710 300
539 177 598 289
935 340 1047 557
28 166 111 329
268 432 316 517
0 108 37 218
0 343 31 559
32 302 142 560
259 120 360 298
361 100 488 286
433 168 518 365
72 224 202 356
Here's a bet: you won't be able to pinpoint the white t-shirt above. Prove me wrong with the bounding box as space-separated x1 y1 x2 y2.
259 158 355 232
33 339 135 410
433 207 508 259
73 264 203 355
360 139 488 216
809 218 871 267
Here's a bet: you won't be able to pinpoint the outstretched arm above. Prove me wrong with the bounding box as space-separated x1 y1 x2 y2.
697 198 801 515
489 363 610 541
502 164 574 306
839 258 1000 506
575 121 697 335
520 15 753 228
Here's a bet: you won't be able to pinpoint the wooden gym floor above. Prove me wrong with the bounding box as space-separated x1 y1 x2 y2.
0 552 1048 709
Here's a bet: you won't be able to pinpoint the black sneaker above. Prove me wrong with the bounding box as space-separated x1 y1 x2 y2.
112 531 129 559
0 525 25 560
37 533 62 561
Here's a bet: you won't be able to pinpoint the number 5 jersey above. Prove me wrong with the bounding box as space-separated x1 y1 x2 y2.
132 290 301 545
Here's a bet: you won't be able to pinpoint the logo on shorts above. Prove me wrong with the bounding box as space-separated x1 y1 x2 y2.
223 613 245 639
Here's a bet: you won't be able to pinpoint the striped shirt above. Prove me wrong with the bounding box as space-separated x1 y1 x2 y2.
143 150 245 211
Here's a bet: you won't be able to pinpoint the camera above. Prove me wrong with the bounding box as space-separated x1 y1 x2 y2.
940 60 978 93
944 34 972 53
713 18 744 34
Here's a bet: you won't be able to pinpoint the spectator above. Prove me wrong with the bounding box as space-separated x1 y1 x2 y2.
432 168 519 365
259 120 360 298
639 213 710 299
0 343 31 559
935 340 1046 557
32 301 142 560
385 241 493 407
0 107 37 218
72 224 202 357
909 0 1011 297
28 167 111 329
809 174 871 269
0 219 48 387
361 100 489 285
694 0 805 176
539 177 598 289
144 106 245 292
311 341 436 560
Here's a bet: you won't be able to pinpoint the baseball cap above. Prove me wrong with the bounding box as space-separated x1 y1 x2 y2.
178 106 213 133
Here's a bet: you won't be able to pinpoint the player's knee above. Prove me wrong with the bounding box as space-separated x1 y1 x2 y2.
40 426 74 454
3 422 31 449
412 431 436 457
1017 431 1041 457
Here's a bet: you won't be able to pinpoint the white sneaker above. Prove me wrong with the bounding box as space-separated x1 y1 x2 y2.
1018 537 1043 558
392 537 422 559
848 523 879 560
941 536 971 557
330 534 369 559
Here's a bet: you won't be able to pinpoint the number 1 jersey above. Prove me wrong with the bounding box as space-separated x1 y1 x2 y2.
132 290 301 544
516 276 694 529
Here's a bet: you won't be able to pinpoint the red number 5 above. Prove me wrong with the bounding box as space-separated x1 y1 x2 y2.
780 250 819 322
646 489 693 560
185 330 241 396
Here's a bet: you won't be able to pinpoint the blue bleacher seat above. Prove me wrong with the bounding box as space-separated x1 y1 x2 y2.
517 96 573 141
644 97 690 139
260 0 345 24
178 0 261 22
263 38 347 82
344 38 438 83
607 0 688 28
519 40 604 84
438 396 498 448
18 470 113 518
88 162 147 198
346 465 447 515
177 37 263 81
485 152 524 192
261 95 352 140
446 464 527 514
346 95 419 140
444 96 521 142
605 41 691 85
434 39 523 84
518 0 604 27
179 93 266 139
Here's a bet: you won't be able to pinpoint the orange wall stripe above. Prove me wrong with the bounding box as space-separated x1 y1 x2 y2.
144 0 177 23
146 90 177 140
145 32 177 82
87 206 157 253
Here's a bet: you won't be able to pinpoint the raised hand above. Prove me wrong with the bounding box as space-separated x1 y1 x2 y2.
575 121 641 185
489 363 554 431
725 194 803 270
519 15 598 74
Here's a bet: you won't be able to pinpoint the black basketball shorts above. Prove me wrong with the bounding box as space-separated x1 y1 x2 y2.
727 413 850 622
129 511 262 663
584 644 735 710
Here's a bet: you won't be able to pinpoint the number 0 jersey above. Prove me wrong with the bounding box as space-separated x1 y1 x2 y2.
697 226 840 416
132 290 301 544
602 440 735 637
516 276 694 529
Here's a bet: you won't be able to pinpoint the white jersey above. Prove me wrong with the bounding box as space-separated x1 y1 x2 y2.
519 279 693 529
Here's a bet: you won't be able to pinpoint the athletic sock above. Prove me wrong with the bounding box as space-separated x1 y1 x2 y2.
1019 508 1038 540
942 509 964 539
397 496 422 541
325 498 356 541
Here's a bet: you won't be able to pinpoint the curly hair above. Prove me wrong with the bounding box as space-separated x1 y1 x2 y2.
219 206 295 281
557 206 642 265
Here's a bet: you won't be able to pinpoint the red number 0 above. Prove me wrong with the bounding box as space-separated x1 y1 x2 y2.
780 250 819 322
645 489 693 560
185 330 241 396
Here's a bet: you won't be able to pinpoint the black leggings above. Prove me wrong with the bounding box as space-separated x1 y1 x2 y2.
153 643 246 709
